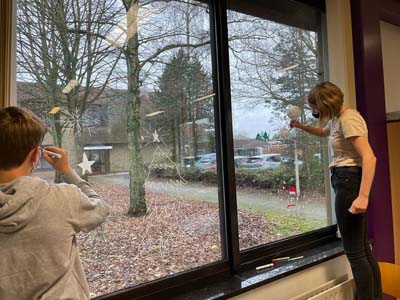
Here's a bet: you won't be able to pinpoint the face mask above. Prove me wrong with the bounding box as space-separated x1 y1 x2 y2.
30 161 39 175
30 151 40 175
312 112 320 119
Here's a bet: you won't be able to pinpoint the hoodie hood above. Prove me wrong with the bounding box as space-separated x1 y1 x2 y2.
0 176 49 233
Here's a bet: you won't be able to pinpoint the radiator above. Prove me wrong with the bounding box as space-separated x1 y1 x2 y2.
289 275 356 300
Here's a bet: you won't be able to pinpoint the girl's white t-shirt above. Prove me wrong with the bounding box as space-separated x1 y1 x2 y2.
328 108 368 168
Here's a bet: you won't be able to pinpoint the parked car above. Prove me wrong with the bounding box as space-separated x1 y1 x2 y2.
313 153 322 160
239 153 282 170
182 156 195 168
281 155 304 166
234 156 247 168
195 153 217 169
183 154 215 168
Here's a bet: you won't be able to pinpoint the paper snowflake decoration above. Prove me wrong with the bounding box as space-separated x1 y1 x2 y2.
287 105 302 120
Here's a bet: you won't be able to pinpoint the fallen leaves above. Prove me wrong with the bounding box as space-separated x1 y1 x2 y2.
77 183 278 298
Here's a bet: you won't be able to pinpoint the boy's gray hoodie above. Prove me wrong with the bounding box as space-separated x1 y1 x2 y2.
0 171 109 300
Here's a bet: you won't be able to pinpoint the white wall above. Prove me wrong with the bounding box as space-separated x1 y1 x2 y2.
381 21 400 114
326 0 357 108
230 255 352 300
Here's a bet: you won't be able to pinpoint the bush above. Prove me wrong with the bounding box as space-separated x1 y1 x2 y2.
147 165 218 184
235 167 295 190
299 158 325 193
146 163 324 193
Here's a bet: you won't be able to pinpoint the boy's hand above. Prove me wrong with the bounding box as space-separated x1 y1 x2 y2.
42 146 72 174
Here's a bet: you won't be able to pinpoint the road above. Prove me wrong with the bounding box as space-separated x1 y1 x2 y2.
89 173 328 221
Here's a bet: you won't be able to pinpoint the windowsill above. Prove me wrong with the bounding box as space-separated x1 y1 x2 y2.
138 239 344 300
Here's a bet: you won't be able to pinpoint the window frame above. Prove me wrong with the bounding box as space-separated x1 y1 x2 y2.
8 0 337 299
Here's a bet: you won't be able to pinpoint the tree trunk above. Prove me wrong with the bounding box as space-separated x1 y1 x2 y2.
126 2 147 216
171 119 177 162
191 103 198 157
75 134 88 180
50 78 63 183
52 113 63 183
177 109 182 161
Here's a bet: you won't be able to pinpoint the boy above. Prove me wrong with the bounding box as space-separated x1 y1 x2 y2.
0 106 109 300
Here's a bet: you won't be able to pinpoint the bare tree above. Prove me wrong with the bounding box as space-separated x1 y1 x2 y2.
18 0 212 215
228 15 320 114
112 0 210 216
17 0 123 181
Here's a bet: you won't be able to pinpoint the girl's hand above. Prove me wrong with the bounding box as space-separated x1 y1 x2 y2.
290 119 301 128
348 195 369 214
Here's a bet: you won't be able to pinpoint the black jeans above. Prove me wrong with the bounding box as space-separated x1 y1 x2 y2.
331 167 382 300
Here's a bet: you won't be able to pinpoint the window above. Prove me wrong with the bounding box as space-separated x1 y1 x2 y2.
14 0 332 298
227 1 332 250
17 0 221 297
37 145 53 171
85 145 112 174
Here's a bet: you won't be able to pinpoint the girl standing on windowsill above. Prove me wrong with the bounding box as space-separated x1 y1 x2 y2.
290 81 382 300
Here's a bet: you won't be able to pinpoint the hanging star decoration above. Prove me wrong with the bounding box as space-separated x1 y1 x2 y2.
78 152 95 175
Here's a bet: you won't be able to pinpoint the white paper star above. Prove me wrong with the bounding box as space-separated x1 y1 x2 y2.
78 152 95 175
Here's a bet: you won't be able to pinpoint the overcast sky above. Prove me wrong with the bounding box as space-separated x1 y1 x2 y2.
232 101 286 139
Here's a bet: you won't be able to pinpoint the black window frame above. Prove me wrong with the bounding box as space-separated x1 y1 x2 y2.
82 0 333 299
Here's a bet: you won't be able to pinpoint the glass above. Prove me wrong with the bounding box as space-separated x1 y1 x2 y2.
16 0 221 297
227 5 332 250
37 146 54 171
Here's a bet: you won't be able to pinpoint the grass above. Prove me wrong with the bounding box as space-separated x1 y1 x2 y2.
169 191 329 241
235 200 328 238
262 209 328 237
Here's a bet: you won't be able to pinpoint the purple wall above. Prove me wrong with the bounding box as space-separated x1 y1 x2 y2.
381 0 400 27
350 0 397 263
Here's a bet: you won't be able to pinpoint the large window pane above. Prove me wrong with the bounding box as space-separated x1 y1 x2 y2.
16 0 222 297
227 4 332 250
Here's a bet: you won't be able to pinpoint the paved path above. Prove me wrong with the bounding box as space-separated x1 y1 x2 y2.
89 173 328 220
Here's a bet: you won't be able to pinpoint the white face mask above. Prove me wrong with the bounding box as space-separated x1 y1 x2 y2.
30 150 40 174
30 162 38 175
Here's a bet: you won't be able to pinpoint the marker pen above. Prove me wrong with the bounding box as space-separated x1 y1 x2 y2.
43 149 62 159
271 256 290 262
256 263 274 271
287 256 304 262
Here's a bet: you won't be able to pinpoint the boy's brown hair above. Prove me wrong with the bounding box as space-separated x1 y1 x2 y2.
0 106 47 170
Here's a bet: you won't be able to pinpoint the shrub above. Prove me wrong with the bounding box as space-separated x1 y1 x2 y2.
146 163 324 193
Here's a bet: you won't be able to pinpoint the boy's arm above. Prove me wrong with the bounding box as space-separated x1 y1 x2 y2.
42 147 109 232
43 146 100 198
62 170 100 200
62 170 110 233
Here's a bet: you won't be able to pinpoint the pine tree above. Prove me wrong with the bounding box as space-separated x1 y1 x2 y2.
155 49 212 163
268 27 319 115
268 27 323 189
263 131 269 142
